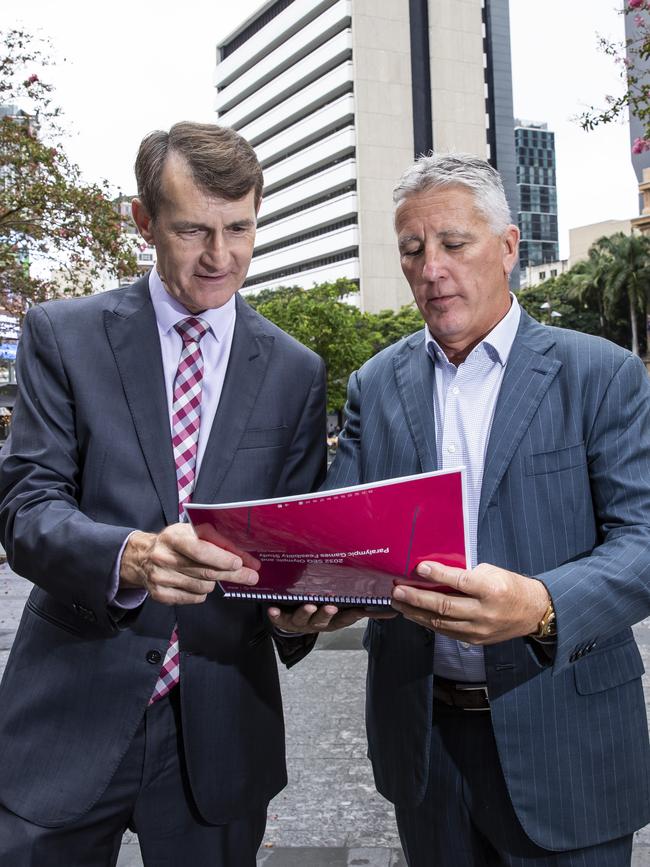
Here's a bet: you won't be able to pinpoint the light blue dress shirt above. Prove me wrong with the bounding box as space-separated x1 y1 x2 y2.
148 269 236 477
109 269 237 607
426 295 521 683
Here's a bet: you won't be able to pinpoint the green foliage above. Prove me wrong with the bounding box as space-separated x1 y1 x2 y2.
520 232 650 355
365 304 424 355
517 274 602 335
577 232 650 355
250 280 373 413
0 29 136 317
247 279 423 413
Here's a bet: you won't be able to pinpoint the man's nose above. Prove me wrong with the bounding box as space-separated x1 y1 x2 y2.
201 234 229 269
421 251 446 282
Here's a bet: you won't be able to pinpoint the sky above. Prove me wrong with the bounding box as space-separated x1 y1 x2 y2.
3 0 639 260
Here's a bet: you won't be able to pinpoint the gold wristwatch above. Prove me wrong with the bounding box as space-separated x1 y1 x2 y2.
530 600 556 640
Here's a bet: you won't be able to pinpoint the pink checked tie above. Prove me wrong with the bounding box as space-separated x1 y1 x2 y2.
149 316 209 705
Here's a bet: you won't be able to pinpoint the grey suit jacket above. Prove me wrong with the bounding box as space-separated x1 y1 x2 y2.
325 310 650 851
0 277 326 827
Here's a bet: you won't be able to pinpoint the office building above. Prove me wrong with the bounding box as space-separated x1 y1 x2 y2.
568 219 632 268
515 120 559 269
215 0 518 311
626 8 650 204
115 197 157 287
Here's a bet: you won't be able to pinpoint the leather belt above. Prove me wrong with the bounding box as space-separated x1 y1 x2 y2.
433 677 490 712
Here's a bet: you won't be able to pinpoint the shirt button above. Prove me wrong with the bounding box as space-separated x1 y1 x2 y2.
447 444 457 454
460 642 471 649
452 386 460 395
146 649 162 665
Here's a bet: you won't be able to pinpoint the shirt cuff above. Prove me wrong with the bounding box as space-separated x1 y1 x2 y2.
273 626 307 638
107 531 148 610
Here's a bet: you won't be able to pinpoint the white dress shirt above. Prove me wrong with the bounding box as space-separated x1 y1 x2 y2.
426 295 521 682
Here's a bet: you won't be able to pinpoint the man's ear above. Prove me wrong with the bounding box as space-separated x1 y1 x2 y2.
132 198 154 243
502 224 520 277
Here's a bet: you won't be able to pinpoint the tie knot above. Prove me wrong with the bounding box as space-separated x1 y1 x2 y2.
174 317 209 346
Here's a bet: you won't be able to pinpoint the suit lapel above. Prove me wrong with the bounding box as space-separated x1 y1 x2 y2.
104 278 179 526
478 312 562 527
192 294 274 503
392 333 438 472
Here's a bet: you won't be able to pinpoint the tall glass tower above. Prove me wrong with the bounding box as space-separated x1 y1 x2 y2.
515 120 559 269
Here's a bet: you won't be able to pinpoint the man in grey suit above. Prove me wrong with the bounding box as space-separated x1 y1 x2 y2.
275 153 650 864
0 122 329 865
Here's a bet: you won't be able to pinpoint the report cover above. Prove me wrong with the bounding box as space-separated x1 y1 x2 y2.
185 468 469 606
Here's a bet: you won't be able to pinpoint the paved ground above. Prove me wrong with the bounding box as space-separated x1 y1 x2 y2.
1 564 648 865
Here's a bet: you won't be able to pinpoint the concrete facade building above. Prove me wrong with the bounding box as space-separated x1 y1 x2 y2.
568 219 632 268
514 120 559 270
115 197 157 287
215 0 518 311
520 259 568 289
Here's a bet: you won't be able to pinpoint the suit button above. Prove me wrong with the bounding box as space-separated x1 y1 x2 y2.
72 602 97 622
146 649 162 664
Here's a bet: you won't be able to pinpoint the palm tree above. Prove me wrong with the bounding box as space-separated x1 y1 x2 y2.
598 233 650 357
570 233 650 356
569 245 610 337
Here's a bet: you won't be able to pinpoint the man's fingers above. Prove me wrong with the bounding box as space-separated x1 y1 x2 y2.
268 603 369 633
414 560 475 594
392 583 476 620
144 565 258 605
144 569 216 601
159 526 246 572
267 604 319 632
391 599 474 639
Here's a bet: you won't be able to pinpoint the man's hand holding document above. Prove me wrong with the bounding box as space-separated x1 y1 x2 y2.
185 468 469 631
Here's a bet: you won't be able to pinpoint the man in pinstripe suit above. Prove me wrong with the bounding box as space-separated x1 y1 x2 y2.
275 153 650 865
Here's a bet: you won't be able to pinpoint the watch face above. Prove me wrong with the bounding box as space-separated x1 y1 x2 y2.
543 613 556 638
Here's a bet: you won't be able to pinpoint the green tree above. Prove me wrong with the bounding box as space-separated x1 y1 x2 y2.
247 281 426 414
587 232 650 355
0 29 136 317
518 273 602 335
365 303 423 355
250 279 374 413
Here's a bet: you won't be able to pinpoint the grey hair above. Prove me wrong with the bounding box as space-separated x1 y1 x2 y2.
393 152 512 234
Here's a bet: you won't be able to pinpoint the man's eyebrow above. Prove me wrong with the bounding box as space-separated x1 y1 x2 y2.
226 217 256 228
170 220 207 230
397 233 422 248
438 229 475 240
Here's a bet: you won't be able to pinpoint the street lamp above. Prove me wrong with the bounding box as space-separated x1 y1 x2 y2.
539 301 562 322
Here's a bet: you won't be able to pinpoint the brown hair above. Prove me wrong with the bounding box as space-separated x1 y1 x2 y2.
135 122 263 219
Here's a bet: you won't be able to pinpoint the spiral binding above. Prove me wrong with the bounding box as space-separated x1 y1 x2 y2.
223 590 392 606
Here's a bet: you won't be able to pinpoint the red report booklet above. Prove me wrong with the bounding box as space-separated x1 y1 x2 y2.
185 468 469 606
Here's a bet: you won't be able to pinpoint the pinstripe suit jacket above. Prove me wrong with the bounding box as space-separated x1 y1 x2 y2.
325 310 650 851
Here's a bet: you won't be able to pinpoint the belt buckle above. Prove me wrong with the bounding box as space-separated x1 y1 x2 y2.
454 682 489 711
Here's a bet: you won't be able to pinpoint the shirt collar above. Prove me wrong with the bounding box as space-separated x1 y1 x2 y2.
148 268 236 342
425 292 521 367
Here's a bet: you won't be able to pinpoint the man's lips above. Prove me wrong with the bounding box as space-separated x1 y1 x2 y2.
194 272 229 281
426 293 458 304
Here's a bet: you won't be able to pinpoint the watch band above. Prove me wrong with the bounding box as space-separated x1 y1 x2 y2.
530 600 556 640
